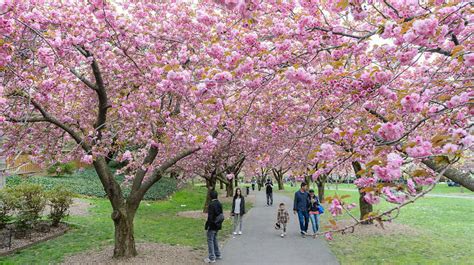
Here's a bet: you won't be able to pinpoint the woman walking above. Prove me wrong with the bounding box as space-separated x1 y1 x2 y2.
308 189 320 237
231 187 246 235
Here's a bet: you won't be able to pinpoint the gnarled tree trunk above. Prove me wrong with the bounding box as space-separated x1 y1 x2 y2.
352 161 373 224
112 209 137 257
316 174 327 202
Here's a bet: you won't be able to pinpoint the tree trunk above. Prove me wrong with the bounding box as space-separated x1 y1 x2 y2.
304 174 312 187
358 189 373 224
219 180 224 190
204 177 216 213
234 177 238 187
112 209 137 258
226 180 233 197
277 176 284 190
317 180 325 202
352 161 373 224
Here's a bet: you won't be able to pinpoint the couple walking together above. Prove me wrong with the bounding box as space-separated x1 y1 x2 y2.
292 182 322 238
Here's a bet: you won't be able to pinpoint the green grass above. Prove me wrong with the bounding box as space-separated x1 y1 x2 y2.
280 185 474 265
6 168 178 200
322 182 473 196
0 185 237 264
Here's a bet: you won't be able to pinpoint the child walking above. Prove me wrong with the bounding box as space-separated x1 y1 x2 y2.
276 202 290 238
231 188 246 235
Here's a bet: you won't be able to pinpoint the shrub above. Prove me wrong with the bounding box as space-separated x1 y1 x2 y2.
47 162 76 177
0 190 16 228
9 183 47 230
46 186 74 226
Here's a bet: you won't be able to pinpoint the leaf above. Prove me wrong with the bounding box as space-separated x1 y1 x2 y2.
375 217 384 229
431 134 450 147
366 158 383 168
203 98 217 105
372 124 381 132
336 0 349 9
341 194 351 199
451 45 464 58
412 169 428 177
329 219 337 226
360 187 374 193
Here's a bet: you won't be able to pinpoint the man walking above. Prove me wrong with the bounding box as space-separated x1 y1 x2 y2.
205 190 223 263
265 179 273 206
293 182 310 237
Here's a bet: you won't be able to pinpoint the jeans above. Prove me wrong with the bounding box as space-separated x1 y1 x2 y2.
207 230 221 261
297 210 309 233
233 214 242 232
266 193 273 205
309 213 319 233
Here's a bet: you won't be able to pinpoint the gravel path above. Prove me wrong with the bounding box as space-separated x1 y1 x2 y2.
220 191 339 265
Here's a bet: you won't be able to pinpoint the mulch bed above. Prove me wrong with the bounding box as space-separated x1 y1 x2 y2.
62 243 205 265
0 222 69 256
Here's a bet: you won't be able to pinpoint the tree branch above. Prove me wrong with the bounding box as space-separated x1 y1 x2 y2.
70 68 98 91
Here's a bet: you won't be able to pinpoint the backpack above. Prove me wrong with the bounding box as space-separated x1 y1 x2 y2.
317 205 325 214
214 213 225 225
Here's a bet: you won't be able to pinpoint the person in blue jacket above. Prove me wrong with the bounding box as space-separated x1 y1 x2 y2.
293 182 310 237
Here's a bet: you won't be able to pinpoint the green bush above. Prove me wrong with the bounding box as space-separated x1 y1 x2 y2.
7 168 178 200
47 162 76 177
0 190 16 228
46 186 74 227
8 183 47 230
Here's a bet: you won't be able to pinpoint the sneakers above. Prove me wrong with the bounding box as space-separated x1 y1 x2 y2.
301 231 307 238
204 258 216 263
233 231 237 235
216 256 223 260
238 231 242 235
280 233 284 238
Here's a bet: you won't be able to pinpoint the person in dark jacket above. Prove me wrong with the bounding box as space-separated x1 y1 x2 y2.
308 189 320 237
231 187 246 235
205 190 223 263
293 182 310 237
265 179 273 206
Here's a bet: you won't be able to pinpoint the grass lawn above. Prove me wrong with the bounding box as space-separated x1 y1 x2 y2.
280 184 474 265
0 185 238 264
321 182 473 196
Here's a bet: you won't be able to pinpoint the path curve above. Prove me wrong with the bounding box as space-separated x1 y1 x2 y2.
220 191 339 265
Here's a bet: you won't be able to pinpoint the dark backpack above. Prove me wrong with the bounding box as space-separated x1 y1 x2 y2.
214 213 225 225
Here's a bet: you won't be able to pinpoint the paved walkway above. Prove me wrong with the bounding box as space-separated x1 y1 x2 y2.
220 191 339 265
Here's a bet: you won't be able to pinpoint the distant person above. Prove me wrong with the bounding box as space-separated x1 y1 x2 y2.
231 187 246 235
308 189 321 237
276 202 290 238
251 177 256 191
293 182 310 237
265 179 273 206
205 190 224 263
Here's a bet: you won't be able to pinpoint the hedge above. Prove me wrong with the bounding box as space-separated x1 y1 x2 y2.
6 168 177 201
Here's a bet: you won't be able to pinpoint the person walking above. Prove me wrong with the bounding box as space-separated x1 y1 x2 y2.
205 190 224 263
308 189 320 237
265 179 273 206
293 182 310 237
276 202 290 238
251 177 256 191
231 187 246 235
